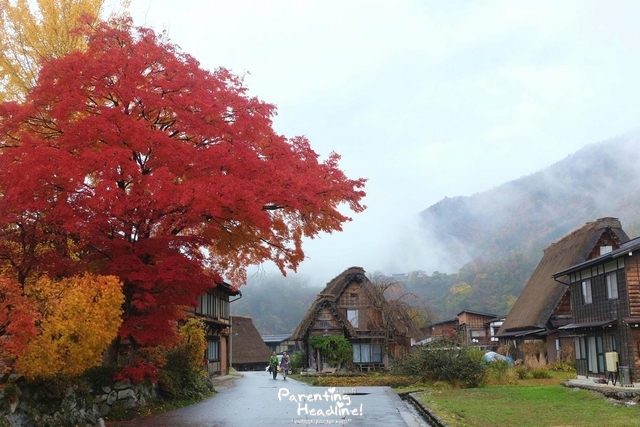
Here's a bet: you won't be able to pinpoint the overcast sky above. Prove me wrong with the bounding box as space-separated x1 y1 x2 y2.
126 0 640 282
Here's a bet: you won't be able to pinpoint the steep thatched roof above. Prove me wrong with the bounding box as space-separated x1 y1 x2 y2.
291 266 425 342
498 217 629 335
291 267 366 340
231 315 270 364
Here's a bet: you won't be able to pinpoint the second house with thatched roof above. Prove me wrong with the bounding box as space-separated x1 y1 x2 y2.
497 217 630 365
291 266 423 372
230 315 271 371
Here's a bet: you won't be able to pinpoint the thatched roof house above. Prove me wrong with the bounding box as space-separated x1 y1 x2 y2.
498 217 630 361
291 267 364 341
552 235 640 381
291 266 423 370
231 315 271 371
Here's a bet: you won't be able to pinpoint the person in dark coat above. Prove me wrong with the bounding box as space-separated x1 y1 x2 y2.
280 352 290 380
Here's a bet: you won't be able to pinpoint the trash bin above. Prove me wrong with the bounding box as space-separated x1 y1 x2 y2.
619 366 631 387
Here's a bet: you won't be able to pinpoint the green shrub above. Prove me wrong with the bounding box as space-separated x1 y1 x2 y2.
484 360 517 385
307 374 416 387
308 335 353 367
392 338 487 388
110 399 137 420
179 368 209 399
157 369 179 399
289 351 305 374
530 367 552 379
3 383 20 404
514 366 529 379
84 364 122 389
548 360 576 373
28 376 73 400
157 341 209 400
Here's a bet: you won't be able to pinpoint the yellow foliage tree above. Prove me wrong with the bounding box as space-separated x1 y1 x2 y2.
18 273 124 379
179 318 207 370
445 281 473 313
0 0 129 101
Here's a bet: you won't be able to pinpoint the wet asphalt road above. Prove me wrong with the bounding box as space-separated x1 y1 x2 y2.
108 371 427 427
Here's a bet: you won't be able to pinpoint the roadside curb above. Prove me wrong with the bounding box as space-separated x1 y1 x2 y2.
385 387 423 427
397 391 449 427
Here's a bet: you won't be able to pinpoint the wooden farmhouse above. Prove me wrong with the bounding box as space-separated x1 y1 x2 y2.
423 310 503 349
189 281 241 376
261 334 299 354
553 234 640 384
498 217 630 364
422 317 458 342
456 310 502 348
230 315 271 371
291 267 423 371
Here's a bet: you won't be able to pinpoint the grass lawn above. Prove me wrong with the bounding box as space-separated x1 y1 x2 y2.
292 370 640 426
415 382 640 427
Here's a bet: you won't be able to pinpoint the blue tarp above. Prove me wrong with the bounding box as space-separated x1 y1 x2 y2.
484 351 514 366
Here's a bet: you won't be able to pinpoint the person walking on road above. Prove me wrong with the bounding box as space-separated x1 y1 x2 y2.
280 352 290 380
269 351 279 380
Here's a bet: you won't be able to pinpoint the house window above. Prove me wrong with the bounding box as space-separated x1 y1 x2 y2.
600 246 612 255
606 272 618 300
471 330 486 338
342 292 358 306
196 295 204 315
372 344 382 362
347 309 359 328
609 334 617 352
575 337 586 360
353 343 382 363
587 336 604 374
221 299 230 319
197 293 220 318
213 295 220 317
207 339 220 361
581 279 592 304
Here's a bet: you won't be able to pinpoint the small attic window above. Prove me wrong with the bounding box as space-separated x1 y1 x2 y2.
600 246 613 255
342 292 358 306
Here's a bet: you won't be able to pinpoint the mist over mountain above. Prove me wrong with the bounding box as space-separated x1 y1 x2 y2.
419 135 640 269
232 273 320 335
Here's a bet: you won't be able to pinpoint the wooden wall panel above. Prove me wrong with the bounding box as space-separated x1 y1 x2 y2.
627 254 640 317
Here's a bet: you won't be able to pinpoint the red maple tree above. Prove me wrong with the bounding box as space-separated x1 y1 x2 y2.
0 18 366 349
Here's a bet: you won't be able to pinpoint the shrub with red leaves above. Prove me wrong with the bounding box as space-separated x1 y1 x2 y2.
114 358 158 384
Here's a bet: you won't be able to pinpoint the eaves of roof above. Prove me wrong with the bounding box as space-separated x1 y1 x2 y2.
495 328 546 338
553 237 640 278
559 320 616 330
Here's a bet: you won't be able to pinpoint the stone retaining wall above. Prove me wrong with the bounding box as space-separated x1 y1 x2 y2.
562 380 640 401
0 380 158 427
